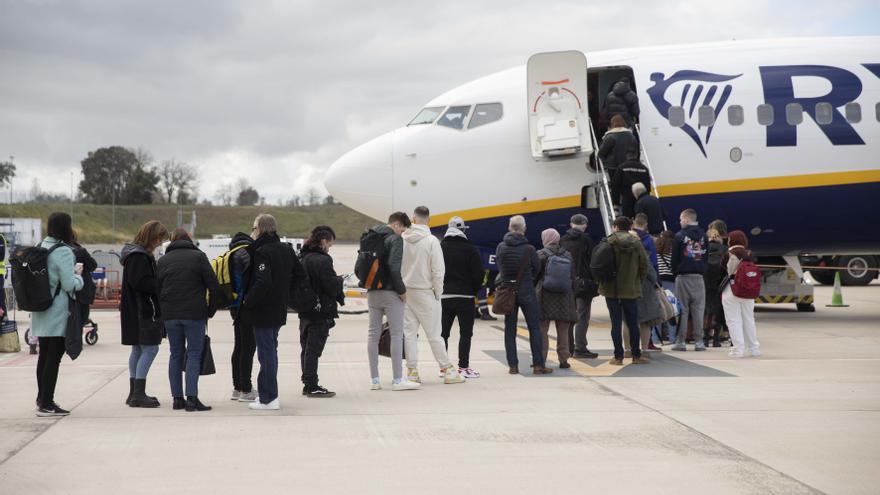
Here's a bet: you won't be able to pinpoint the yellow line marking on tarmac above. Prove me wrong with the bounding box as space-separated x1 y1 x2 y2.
513 325 629 377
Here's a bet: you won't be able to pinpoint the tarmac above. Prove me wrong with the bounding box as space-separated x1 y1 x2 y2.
0 245 877 494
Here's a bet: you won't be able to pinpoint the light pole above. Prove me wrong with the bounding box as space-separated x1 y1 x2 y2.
8 155 12 233
111 177 116 245
69 171 74 217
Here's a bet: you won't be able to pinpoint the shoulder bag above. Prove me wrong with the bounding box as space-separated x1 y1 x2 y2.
492 246 534 315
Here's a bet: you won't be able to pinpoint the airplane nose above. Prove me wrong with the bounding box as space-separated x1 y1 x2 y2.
324 131 393 220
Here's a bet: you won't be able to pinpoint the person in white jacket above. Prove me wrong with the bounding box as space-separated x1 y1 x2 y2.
402 206 466 384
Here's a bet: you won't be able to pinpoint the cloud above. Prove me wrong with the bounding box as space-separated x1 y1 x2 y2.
0 0 875 202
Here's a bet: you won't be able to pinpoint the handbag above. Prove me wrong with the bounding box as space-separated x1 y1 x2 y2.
656 285 676 322
0 318 20 353
492 246 535 315
574 277 599 299
378 320 405 359
65 296 83 360
183 330 216 376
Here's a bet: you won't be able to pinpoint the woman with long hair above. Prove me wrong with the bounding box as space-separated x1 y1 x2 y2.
120 221 168 407
31 212 83 417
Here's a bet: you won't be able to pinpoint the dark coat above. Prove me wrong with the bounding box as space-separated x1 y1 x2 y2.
440 235 483 297
671 225 709 276
598 231 649 300
119 243 161 345
72 243 98 305
228 232 253 323
634 193 665 235
611 159 652 218
535 245 577 322
299 243 344 321
598 128 637 171
637 264 663 324
604 80 640 126
559 227 595 283
241 232 305 328
495 232 539 286
156 239 221 322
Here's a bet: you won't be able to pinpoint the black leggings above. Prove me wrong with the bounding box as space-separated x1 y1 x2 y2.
37 337 66 408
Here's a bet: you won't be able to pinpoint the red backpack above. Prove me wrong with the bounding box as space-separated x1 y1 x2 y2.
732 258 761 299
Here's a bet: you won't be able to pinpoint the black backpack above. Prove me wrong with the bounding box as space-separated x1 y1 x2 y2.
590 238 618 283
705 242 727 289
289 251 320 313
10 243 64 311
355 228 390 289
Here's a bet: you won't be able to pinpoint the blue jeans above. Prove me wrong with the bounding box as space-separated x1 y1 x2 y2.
254 327 280 404
165 320 206 398
503 286 544 368
606 298 641 359
129 345 159 380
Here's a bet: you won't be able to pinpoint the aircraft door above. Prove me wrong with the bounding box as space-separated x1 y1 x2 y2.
527 51 592 159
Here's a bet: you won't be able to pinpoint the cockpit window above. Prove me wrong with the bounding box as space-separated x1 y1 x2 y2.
468 103 503 129
437 105 471 130
408 107 444 126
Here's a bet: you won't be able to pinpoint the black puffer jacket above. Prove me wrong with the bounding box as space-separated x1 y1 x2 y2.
634 193 665 235
157 239 221 321
605 80 640 126
440 235 483 296
495 232 539 285
241 232 305 328
598 127 637 171
299 243 344 321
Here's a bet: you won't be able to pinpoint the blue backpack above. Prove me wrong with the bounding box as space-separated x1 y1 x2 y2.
542 249 572 293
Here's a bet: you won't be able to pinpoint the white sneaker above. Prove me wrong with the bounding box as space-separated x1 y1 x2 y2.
392 379 421 391
443 367 466 384
406 367 421 383
458 367 480 379
728 349 745 359
370 377 382 390
248 398 280 410
750 348 762 358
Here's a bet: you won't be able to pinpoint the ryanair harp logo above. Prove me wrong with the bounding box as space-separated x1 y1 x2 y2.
647 70 742 157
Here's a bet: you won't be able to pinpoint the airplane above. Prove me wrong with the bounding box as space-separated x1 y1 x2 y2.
324 37 880 296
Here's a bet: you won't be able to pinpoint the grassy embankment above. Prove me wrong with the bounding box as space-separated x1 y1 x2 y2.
3 203 378 243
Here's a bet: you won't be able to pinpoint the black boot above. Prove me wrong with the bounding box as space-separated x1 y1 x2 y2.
129 379 160 408
126 378 134 405
172 397 186 410
185 396 212 412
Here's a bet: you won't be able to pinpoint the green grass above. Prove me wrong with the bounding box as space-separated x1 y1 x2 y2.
2 203 378 243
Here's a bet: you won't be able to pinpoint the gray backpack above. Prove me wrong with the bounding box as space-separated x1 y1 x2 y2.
542 250 572 293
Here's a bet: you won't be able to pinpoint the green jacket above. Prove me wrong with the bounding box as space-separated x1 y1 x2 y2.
598 231 649 299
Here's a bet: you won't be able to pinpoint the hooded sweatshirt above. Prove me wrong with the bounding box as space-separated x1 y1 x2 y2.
402 224 445 298
598 231 649 299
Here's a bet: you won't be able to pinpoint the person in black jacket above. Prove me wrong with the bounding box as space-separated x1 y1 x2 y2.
495 215 549 375
71 236 98 330
120 221 168 408
670 209 709 352
439 216 483 378
298 226 345 398
242 214 306 410
228 232 257 402
633 183 666 235
597 114 637 172
157 229 221 412
559 214 599 359
611 151 652 218
603 78 640 127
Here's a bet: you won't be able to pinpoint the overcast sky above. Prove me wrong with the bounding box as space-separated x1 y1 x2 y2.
1 0 876 203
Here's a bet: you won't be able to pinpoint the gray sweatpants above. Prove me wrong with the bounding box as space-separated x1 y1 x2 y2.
367 290 405 380
574 297 593 352
674 274 705 344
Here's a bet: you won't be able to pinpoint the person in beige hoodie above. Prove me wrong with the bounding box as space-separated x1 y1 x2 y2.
402 206 466 384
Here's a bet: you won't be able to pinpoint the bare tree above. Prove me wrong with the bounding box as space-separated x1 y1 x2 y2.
214 183 234 207
158 160 199 204
286 195 301 207
305 187 322 206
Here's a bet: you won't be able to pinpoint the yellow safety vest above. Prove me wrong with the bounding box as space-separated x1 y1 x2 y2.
0 233 6 276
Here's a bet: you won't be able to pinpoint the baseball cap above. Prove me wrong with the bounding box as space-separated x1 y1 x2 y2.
448 216 469 230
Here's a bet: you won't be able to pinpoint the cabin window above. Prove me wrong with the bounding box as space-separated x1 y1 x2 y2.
408 107 444 126
845 102 861 123
727 105 744 126
785 103 803 125
698 106 715 126
757 104 774 126
437 105 471 130
876 102 880 122
668 106 685 127
815 102 833 125
468 103 503 129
